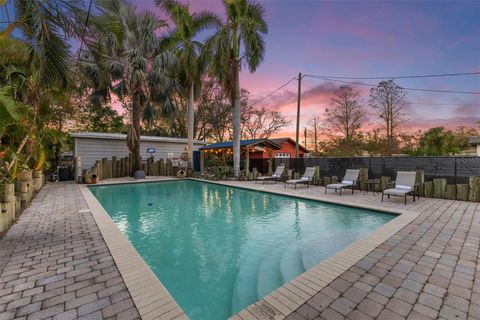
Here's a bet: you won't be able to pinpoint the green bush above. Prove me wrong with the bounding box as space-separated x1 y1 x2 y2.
209 166 231 179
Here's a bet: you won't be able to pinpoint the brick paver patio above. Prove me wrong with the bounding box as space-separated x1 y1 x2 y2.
222 181 480 320
286 198 480 320
0 182 140 320
1 180 479 320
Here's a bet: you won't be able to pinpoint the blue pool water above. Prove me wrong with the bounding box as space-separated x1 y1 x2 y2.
90 180 394 320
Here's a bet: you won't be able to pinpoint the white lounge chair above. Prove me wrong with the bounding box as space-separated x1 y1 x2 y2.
255 165 285 184
325 169 360 195
382 171 418 205
285 167 316 189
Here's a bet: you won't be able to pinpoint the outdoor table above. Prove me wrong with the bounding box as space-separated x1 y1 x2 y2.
364 179 380 196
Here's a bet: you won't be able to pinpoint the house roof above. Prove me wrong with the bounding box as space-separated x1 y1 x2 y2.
69 132 205 145
469 136 480 145
200 139 282 150
270 137 309 152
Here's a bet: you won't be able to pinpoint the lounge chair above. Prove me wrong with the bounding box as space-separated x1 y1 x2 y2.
325 169 360 195
285 167 316 189
255 165 285 184
382 171 418 205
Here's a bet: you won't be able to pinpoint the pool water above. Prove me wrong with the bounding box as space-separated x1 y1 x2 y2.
90 180 394 320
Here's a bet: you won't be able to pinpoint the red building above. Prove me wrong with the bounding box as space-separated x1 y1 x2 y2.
252 137 309 159
201 137 308 160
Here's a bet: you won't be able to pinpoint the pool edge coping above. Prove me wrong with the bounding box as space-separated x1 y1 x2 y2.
80 178 424 320
79 178 189 320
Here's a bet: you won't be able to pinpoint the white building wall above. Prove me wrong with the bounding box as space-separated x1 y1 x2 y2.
74 137 203 170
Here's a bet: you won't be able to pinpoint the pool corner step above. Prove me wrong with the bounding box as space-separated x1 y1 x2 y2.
256 245 284 299
280 242 305 283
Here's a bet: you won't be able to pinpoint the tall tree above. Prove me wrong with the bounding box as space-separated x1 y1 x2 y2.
243 107 291 139
0 0 85 88
205 0 268 177
369 80 408 155
81 0 179 175
156 0 220 169
76 102 124 133
0 0 85 177
307 116 323 155
325 85 364 151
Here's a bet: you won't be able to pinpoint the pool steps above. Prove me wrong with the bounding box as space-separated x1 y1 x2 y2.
231 241 308 316
280 243 305 283
256 245 284 298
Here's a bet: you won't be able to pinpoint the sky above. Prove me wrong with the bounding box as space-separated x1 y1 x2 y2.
3 1 479 139
137 0 480 139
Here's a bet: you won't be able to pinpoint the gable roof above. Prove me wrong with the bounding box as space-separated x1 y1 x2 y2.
469 137 480 145
270 137 309 152
200 139 281 150
69 132 205 144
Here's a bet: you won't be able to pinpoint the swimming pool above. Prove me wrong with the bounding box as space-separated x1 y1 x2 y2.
90 180 394 320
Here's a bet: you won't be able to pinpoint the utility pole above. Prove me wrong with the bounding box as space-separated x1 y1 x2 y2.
295 72 302 158
303 127 307 148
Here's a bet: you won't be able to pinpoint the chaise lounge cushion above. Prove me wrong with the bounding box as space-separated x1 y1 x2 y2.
395 184 412 191
286 179 303 184
327 183 351 189
383 188 411 196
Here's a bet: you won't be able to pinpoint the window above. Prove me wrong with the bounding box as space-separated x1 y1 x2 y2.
275 152 290 158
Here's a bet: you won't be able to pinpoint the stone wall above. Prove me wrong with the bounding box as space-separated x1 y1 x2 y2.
0 170 45 233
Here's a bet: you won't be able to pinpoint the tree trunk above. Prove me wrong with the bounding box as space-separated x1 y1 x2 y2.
187 83 194 170
132 95 142 175
232 61 241 178
55 143 61 168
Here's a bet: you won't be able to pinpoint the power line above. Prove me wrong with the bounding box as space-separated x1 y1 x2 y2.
304 71 480 80
305 76 480 95
250 77 298 106
408 103 478 106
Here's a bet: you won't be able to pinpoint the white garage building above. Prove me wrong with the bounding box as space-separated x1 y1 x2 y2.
70 132 205 171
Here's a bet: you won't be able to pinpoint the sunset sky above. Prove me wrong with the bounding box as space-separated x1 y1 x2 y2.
4 1 478 139
137 0 480 138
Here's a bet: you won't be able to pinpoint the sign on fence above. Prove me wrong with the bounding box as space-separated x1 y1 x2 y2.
147 147 156 156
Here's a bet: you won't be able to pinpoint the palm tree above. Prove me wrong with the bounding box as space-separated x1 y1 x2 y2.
0 0 84 178
156 0 220 169
81 0 179 175
205 0 267 177
1 0 85 88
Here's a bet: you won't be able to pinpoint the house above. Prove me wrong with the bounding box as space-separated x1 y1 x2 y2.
70 132 205 171
269 138 309 158
469 137 480 156
200 137 308 160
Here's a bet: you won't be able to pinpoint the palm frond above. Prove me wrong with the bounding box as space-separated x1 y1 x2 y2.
0 38 30 65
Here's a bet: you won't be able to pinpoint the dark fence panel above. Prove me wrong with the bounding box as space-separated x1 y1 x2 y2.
249 158 270 174
249 156 480 183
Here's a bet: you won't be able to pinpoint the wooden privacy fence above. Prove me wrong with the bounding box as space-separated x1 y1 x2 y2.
79 154 185 183
250 163 480 203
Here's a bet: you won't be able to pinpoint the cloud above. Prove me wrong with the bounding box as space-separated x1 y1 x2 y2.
454 104 480 118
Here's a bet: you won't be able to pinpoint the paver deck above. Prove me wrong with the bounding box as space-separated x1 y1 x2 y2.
221 181 480 320
0 182 140 320
1 179 479 320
